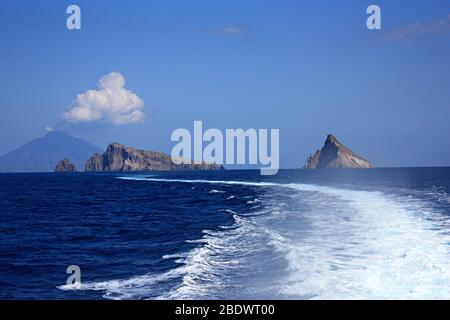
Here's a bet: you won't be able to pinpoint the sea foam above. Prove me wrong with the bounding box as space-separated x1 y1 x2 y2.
61 176 450 299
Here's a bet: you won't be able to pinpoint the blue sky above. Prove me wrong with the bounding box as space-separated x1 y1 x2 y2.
0 0 449 167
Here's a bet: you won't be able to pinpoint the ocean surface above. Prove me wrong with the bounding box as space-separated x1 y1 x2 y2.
1 168 450 300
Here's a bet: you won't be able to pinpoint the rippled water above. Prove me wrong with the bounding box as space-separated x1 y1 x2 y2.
1 168 450 299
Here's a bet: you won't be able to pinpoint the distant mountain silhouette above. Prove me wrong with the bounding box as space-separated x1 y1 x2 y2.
0 131 102 172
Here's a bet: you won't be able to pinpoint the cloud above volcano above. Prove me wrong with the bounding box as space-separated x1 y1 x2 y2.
63 72 144 125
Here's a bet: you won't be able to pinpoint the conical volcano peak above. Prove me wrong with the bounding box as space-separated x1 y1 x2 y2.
0 131 102 172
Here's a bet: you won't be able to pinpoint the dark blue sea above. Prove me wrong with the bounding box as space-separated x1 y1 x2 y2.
1 168 450 300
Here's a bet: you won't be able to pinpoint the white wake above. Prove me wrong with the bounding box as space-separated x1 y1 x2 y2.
60 176 450 299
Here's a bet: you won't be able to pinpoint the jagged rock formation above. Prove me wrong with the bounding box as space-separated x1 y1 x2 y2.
304 135 374 169
55 159 77 172
85 143 224 172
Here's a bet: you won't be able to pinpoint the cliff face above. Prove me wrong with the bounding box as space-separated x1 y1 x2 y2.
85 143 224 172
304 135 374 169
55 159 77 172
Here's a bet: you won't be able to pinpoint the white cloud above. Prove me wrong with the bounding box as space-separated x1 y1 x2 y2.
220 25 244 35
63 72 144 125
385 14 450 39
